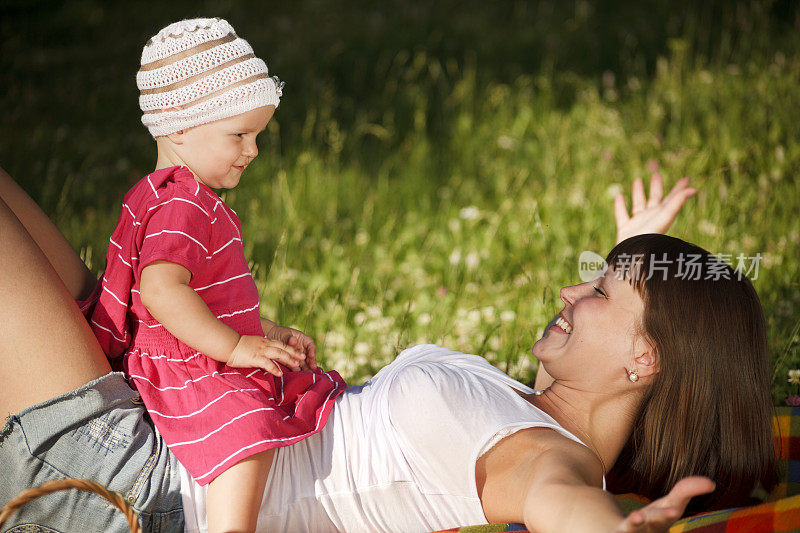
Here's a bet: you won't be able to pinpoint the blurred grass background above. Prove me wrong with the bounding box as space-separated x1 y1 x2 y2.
1 0 799 401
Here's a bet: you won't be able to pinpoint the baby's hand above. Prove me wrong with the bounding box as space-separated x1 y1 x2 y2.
265 325 318 371
227 335 305 376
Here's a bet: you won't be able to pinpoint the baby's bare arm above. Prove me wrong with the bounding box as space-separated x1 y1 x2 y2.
141 260 240 361
140 261 304 375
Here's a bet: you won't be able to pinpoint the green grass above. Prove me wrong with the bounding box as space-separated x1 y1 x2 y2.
1 1 799 401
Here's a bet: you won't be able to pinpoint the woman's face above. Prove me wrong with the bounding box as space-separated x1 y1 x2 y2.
532 270 650 387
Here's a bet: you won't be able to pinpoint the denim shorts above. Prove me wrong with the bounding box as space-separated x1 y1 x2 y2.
0 372 184 533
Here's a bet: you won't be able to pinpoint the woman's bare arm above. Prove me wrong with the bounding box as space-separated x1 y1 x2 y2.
0 167 96 300
478 428 713 532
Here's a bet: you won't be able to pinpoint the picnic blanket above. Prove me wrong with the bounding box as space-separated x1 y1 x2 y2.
434 406 800 532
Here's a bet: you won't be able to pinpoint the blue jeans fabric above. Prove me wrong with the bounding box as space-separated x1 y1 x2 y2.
0 372 184 532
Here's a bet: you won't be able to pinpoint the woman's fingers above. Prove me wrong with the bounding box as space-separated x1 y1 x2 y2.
614 193 630 228
616 477 715 532
646 172 664 208
632 177 646 214
662 476 716 505
302 338 318 370
663 176 690 199
656 185 697 230
287 331 319 370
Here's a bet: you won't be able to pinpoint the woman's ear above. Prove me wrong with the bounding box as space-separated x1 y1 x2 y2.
634 347 660 378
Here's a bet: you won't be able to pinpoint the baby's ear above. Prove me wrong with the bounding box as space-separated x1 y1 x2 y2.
163 106 185 143
165 130 185 144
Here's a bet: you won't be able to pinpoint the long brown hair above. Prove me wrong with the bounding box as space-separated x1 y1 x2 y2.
604 234 778 514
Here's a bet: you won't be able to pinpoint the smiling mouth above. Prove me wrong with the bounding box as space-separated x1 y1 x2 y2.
233 165 246 172
548 313 573 335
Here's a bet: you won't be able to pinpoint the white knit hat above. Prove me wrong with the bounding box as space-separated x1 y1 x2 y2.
137 17 284 137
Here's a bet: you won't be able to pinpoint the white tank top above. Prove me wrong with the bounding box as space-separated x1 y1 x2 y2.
179 344 606 532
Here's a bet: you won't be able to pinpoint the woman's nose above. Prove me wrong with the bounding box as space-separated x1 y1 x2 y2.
560 283 589 306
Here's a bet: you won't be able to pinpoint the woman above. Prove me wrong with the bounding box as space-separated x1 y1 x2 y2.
0 167 777 533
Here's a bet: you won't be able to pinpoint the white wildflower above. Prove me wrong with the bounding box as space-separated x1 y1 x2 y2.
459 206 481 220
354 342 371 357
465 251 480 269
355 230 370 245
500 310 517 323
698 220 720 237
497 135 517 150
325 331 347 348
489 336 502 351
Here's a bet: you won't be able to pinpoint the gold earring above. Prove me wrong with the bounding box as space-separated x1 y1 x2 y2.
627 369 639 383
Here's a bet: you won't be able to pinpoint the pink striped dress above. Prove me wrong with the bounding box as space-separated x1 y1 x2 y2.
80 165 346 485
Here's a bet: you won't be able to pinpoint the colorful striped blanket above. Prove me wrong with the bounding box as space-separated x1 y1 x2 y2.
435 407 800 532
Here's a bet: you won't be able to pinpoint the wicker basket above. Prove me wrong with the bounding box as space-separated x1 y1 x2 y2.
0 478 140 532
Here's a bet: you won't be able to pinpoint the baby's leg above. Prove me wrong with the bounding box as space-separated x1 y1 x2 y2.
0 193 110 420
0 166 97 300
206 449 275 533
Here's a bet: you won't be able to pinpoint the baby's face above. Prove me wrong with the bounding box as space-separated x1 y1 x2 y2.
176 106 275 189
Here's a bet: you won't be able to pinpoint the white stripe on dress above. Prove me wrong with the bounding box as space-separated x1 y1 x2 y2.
121 204 141 225
147 175 159 199
101 284 128 307
143 230 209 254
127 370 244 391
216 303 260 319
146 388 261 419
91 319 127 343
168 407 279 447
129 350 202 363
193 272 250 291
147 196 210 218
206 237 242 258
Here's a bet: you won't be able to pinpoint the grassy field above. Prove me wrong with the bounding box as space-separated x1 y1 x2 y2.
1 1 799 402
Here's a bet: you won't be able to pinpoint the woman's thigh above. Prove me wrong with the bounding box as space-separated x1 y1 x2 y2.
0 373 184 532
0 194 110 420
0 167 96 301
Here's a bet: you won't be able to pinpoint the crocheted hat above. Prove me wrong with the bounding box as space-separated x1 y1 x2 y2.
137 17 284 137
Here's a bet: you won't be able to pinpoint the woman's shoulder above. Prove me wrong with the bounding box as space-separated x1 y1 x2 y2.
381 344 536 400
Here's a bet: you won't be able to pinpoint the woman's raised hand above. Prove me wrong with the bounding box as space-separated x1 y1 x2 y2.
614 174 697 245
613 477 716 533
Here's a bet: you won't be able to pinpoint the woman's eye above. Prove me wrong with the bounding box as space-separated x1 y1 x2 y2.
594 287 607 298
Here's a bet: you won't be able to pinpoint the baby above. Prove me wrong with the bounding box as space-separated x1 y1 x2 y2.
80 18 346 532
